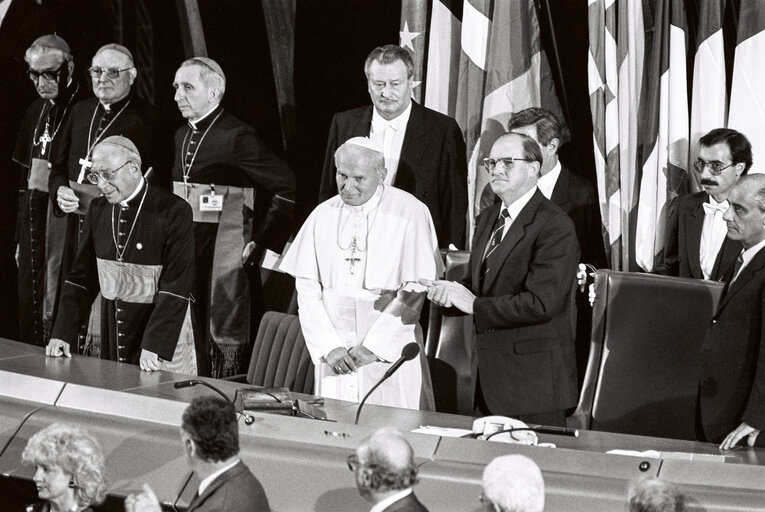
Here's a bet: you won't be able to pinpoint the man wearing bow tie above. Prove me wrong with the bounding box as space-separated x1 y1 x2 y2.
656 128 751 281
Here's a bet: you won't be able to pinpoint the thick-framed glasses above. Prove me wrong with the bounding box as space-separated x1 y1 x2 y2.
482 157 533 173
28 63 65 82
692 158 735 176
88 66 133 79
86 161 132 184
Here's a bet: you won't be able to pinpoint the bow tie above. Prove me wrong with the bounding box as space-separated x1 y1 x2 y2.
703 201 728 215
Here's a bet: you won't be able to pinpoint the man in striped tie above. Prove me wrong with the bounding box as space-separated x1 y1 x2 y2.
422 132 579 427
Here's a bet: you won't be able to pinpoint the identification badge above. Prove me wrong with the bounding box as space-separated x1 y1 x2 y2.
199 193 223 211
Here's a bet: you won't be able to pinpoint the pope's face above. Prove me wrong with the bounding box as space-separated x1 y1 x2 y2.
336 154 383 207
173 65 217 120
91 49 134 105
366 59 412 121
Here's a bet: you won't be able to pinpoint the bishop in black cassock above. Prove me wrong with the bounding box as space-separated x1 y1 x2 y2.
48 136 196 373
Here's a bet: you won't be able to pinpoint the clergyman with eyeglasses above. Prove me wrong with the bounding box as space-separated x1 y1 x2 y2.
655 128 752 281
12 34 81 346
46 42 156 356
421 132 579 426
47 136 197 374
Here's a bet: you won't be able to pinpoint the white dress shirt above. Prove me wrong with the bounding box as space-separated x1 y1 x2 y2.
499 186 538 240
369 488 413 512
699 196 729 280
370 101 412 185
537 160 562 200
197 458 240 496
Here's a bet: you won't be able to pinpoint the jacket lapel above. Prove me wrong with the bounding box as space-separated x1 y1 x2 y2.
687 195 706 278
354 106 374 138
550 166 569 208
394 102 426 193
187 462 242 512
716 245 765 314
472 203 500 291
481 190 543 292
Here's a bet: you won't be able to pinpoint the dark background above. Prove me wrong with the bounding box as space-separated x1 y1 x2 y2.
0 0 595 341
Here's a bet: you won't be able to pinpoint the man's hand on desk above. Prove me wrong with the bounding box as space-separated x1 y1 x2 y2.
348 345 378 368
46 338 71 358
720 422 760 450
124 483 161 512
419 279 476 314
325 347 357 375
139 349 161 372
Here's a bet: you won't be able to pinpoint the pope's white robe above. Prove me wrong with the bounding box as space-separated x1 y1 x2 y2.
280 185 443 409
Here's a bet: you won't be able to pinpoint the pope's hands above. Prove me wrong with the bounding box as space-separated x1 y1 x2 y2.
348 345 378 368
325 347 357 375
57 186 79 214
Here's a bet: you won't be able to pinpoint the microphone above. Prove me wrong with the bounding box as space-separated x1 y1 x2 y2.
461 425 579 440
354 343 420 425
173 379 255 425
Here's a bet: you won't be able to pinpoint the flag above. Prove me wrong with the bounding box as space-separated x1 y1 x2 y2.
400 0 427 103
728 0 765 172
635 0 689 272
424 0 462 117
455 0 565 242
689 0 727 191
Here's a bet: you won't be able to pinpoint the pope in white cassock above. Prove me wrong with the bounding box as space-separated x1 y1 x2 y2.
280 137 442 410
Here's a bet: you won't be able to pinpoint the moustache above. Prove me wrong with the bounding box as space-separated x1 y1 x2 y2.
700 179 718 186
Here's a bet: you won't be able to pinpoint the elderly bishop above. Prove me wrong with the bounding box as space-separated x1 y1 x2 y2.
280 137 441 410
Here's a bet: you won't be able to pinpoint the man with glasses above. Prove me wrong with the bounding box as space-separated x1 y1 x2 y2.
319 44 467 249
656 128 751 281
348 428 429 511
422 132 579 427
46 136 196 373
12 34 80 346
47 43 155 356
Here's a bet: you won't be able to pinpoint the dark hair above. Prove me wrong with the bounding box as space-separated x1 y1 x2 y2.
507 107 562 147
364 44 414 79
699 128 753 173
181 397 239 463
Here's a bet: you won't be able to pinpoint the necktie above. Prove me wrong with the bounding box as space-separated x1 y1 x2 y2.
732 250 745 281
481 208 510 278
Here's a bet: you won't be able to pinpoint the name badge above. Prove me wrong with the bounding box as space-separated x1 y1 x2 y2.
199 194 223 211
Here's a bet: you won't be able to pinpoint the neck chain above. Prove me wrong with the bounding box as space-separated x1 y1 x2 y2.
181 110 223 180
336 186 384 251
86 99 131 157
111 180 148 262
31 83 79 157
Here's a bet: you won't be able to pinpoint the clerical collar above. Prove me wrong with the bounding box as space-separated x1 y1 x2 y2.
100 93 131 113
189 104 223 131
120 177 146 207
347 184 384 213
371 100 412 131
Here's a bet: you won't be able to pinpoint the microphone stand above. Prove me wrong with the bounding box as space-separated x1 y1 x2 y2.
174 379 255 425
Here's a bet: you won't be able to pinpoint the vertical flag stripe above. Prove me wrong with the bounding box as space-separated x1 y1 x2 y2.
424 0 462 116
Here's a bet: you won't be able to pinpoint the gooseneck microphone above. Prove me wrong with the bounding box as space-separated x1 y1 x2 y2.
354 342 420 425
173 379 255 425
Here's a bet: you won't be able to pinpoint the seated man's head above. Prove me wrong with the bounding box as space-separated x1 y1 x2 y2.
334 136 387 206
485 132 543 205
350 428 418 503
481 454 544 512
181 396 239 465
695 128 752 202
628 477 686 512
88 136 143 204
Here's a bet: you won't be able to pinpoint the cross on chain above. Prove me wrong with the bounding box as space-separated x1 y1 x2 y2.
39 128 52 155
78 157 92 183
345 236 361 274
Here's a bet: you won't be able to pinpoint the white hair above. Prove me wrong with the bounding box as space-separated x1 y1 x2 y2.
482 455 545 512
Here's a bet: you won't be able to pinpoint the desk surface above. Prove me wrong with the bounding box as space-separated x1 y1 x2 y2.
1 339 764 512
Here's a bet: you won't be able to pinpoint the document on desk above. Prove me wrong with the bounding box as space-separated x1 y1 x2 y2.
607 449 729 462
413 425 473 437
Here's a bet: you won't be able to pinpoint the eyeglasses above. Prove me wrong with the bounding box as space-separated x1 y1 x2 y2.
28 64 64 82
347 454 361 471
482 157 534 172
86 161 133 184
692 158 736 176
88 66 133 79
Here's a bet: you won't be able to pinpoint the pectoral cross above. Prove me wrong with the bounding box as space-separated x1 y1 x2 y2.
38 127 52 155
77 156 92 183
345 236 361 274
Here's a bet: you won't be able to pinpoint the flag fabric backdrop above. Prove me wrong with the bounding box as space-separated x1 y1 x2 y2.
400 0 427 103
454 0 565 242
424 0 462 117
728 0 765 173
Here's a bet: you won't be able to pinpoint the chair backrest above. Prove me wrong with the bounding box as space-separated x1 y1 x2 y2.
570 270 724 440
426 250 475 415
247 311 315 394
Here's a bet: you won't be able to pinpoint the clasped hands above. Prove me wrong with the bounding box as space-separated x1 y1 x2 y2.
46 338 163 372
325 346 378 375
418 279 476 314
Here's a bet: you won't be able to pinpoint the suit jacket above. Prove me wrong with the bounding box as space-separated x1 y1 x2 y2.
319 102 467 249
656 191 741 281
699 246 765 442
462 190 579 416
187 461 270 512
380 492 430 512
550 166 606 268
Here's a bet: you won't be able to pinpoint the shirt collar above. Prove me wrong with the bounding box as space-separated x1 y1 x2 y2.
197 459 240 497
537 160 562 199
369 488 413 512
741 237 765 270
502 186 538 221
189 104 223 130
119 177 146 207
371 100 412 132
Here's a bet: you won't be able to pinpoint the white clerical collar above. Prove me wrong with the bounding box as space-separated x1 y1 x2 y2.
537 160 562 200
371 100 412 132
189 103 221 130
119 178 145 207
347 184 384 214
197 458 240 497
502 185 538 221
369 488 413 512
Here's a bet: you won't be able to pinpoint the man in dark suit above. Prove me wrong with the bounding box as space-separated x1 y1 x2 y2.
508 108 605 389
423 133 579 427
702 174 765 450
656 128 751 281
125 396 270 512
319 44 467 249
350 428 429 512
